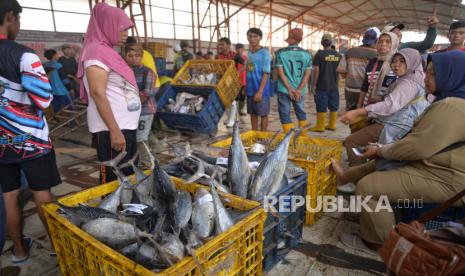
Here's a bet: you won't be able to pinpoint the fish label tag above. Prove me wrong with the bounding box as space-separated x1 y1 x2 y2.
198 194 213 205
216 157 228 165
249 161 260 169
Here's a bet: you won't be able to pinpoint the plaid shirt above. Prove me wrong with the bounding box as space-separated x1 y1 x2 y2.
132 65 158 115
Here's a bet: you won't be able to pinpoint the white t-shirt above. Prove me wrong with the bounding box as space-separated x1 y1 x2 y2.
83 60 141 133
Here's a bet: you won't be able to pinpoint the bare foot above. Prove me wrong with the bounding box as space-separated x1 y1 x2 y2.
331 158 348 184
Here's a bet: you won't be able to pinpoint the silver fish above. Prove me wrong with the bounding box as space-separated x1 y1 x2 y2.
182 227 203 255
210 181 234 235
192 188 215 239
228 121 251 198
81 218 142 249
152 157 177 203
285 160 306 179
171 190 193 235
59 204 118 224
157 232 185 265
98 184 123 213
248 130 294 201
135 242 161 268
99 151 134 205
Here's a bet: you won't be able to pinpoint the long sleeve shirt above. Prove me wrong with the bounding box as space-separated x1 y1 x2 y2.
365 81 421 117
400 27 438 54
380 98 465 186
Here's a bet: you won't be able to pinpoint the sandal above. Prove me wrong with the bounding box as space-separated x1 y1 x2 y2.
11 237 33 264
340 232 377 256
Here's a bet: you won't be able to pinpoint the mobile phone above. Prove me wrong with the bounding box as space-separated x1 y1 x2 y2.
352 146 366 156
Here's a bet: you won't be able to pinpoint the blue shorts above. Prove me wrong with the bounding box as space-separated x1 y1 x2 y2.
247 96 270 116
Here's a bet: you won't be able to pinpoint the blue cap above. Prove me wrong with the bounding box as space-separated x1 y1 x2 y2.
362 27 380 46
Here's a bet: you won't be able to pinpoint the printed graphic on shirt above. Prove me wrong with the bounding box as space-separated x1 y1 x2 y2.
0 40 53 164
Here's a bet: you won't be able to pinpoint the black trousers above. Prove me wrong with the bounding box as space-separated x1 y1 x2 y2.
92 129 137 184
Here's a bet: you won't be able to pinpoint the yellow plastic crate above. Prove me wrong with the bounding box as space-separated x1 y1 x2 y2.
171 60 241 108
147 42 168 58
43 176 265 276
211 130 343 226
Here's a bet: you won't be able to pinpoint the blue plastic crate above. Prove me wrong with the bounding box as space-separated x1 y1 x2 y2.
156 85 225 134
394 203 465 230
262 173 308 271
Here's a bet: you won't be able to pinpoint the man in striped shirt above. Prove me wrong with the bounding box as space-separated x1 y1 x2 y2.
337 28 379 112
0 0 61 263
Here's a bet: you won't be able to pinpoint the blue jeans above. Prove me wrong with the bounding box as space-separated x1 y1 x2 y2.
0 186 6 254
314 89 339 113
277 92 307 124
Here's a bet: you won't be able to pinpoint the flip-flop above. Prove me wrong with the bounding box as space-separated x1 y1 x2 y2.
11 237 33 264
340 232 377 256
50 250 57 257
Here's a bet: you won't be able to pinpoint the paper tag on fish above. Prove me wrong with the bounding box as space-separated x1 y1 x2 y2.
216 157 228 165
122 206 144 215
198 194 213 205
249 161 260 169
123 203 148 210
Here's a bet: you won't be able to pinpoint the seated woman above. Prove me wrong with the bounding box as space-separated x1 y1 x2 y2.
336 50 465 255
341 48 431 167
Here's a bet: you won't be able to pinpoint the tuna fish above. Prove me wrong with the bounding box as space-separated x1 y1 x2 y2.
191 188 215 239
98 184 123 213
228 121 251 198
99 151 134 205
81 218 142 249
58 204 118 224
156 232 185 265
171 190 193 235
182 226 203 255
209 181 234 235
248 129 294 201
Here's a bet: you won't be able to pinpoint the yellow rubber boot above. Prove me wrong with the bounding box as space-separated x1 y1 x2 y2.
298 120 308 137
326 112 338 131
310 112 326 132
282 123 294 134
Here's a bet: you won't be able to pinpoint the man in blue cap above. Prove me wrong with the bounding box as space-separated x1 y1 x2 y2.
337 27 379 112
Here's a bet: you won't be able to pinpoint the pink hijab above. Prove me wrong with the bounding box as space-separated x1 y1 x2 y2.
77 3 136 101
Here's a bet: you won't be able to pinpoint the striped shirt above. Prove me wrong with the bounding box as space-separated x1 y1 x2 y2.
0 38 53 164
337 46 377 94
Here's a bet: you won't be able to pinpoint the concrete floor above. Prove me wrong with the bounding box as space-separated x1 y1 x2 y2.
0 88 385 276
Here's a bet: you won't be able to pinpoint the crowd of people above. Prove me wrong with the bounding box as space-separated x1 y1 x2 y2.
1 0 465 273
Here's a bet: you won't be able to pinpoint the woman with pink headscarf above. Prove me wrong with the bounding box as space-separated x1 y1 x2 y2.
78 3 140 184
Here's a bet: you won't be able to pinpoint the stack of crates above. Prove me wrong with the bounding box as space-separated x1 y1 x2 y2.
211 130 343 225
43 177 266 276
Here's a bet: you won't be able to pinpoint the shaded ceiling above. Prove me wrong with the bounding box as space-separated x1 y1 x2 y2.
227 0 465 38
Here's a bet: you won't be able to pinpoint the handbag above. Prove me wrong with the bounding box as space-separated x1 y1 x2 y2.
379 188 465 276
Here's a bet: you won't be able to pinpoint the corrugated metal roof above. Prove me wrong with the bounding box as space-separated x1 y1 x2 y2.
228 0 465 38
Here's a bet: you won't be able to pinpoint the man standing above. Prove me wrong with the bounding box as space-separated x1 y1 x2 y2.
434 20 465 53
217 37 244 128
275 28 312 135
174 40 193 73
246 28 271 131
337 28 379 112
58 44 78 98
0 0 61 264
311 34 342 132
382 8 439 53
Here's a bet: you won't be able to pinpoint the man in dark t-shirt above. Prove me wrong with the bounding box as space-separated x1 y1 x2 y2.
58 44 78 98
311 34 341 132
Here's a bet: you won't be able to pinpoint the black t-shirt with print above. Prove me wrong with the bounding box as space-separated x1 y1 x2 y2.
312 49 341 90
